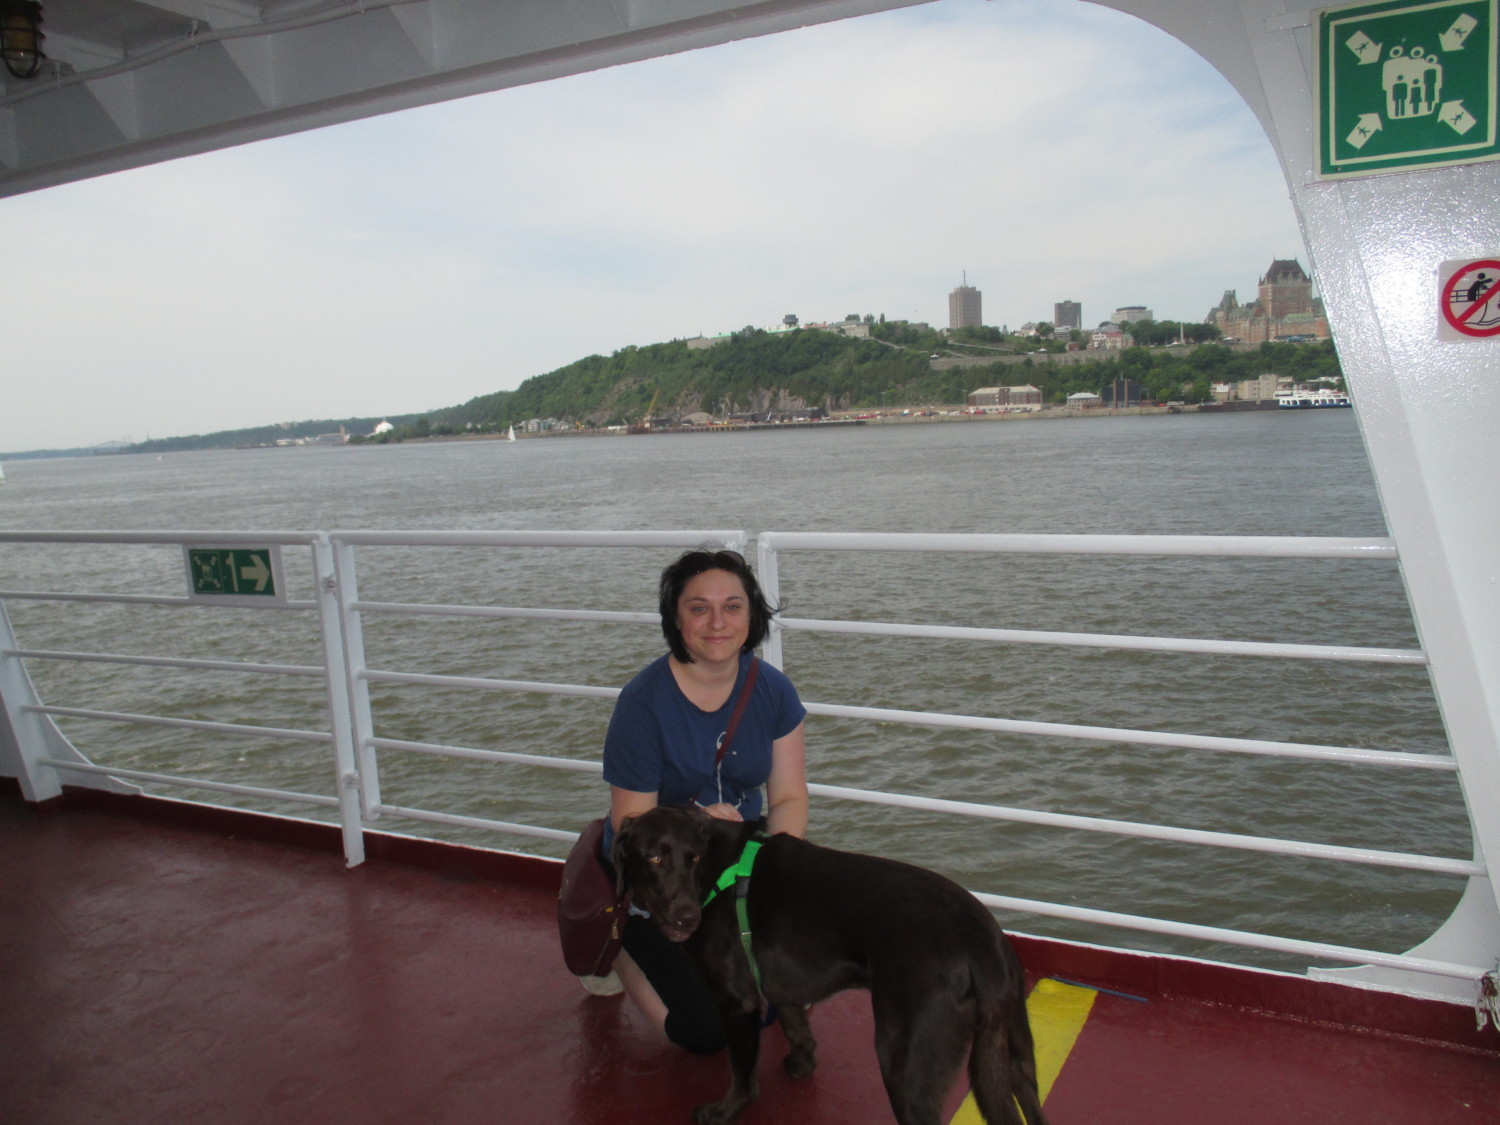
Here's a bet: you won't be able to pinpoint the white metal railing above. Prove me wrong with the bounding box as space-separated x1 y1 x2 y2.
0 529 365 858
755 531 1443 773
774 617 1424 664
747 530 1487 984
801 701 1453 769
10 649 326 677
324 530 746 838
804 781 1478 876
0 527 1489 988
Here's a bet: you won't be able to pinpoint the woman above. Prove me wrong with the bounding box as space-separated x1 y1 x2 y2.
596 548 808 1054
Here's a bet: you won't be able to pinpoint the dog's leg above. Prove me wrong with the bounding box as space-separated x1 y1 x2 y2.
774 1001 817 1080
692 1001 761 1125
874 988 973 1125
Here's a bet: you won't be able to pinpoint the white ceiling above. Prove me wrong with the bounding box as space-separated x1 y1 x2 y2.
0 0 934 199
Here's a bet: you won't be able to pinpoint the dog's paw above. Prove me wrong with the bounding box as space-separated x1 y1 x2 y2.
783 1050 817 1081
692 1099 744 1125
692 1083 757 1125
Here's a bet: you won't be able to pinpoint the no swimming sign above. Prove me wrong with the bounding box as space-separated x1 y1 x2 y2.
1439 257 1500 338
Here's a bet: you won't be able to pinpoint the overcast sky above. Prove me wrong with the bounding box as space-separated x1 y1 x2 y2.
4 0 1307 453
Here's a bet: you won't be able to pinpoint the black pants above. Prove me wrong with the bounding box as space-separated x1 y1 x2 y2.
621 912 726 1055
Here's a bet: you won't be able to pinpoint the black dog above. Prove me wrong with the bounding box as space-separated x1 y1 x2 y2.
612 806 1049 1125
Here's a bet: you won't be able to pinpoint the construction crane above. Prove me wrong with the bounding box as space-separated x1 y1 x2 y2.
629 388 660 434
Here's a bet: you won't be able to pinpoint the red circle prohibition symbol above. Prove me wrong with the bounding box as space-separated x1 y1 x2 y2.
1442 259 1500 337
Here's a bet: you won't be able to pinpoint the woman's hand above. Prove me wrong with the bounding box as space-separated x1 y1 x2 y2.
698 802 745 822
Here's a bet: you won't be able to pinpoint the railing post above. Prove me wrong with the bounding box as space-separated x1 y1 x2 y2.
755 534 784 670
311 535 366 866
329 535 383 826
0 598 61 801
0 598 135 802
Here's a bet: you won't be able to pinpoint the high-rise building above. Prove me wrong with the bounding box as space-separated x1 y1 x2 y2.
1054 300 1082 330
949 275 982 329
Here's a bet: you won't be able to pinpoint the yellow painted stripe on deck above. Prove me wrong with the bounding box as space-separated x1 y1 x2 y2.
947 978 1097 1124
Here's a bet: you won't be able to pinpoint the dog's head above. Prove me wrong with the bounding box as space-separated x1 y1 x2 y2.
612 806 712 942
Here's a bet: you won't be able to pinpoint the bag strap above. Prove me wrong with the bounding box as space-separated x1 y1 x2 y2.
715 657 760 767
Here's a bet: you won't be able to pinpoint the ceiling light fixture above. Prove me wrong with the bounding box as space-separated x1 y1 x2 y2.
1 1 45 81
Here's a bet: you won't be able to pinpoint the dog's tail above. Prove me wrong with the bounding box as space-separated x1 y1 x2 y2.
968 948 1049 1125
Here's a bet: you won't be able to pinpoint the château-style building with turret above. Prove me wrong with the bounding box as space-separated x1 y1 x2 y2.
1207 259 1329 343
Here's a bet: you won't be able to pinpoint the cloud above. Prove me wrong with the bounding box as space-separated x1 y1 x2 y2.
2 0 1304 452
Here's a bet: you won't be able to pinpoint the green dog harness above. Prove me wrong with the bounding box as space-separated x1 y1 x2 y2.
702 836 764 989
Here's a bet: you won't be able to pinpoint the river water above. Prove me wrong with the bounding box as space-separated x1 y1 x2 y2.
0 411 1469 971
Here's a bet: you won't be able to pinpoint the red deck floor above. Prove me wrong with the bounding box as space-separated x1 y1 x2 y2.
2 783 1497 1125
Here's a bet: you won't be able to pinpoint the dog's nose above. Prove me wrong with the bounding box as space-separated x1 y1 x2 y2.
667 906 701 930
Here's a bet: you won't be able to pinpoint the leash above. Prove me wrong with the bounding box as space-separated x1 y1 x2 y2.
697 661 765 987
702 835 765 990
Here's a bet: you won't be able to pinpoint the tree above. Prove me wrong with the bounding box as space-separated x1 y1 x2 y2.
950 325 1005 345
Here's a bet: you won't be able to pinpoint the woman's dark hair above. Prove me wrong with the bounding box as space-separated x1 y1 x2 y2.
658 549 775 663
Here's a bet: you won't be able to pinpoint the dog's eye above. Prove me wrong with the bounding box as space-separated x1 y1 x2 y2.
691 855 701 864
648 855 662 865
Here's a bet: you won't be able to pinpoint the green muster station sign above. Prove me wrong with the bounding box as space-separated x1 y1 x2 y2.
185 545 285 602
1318 0 1500 177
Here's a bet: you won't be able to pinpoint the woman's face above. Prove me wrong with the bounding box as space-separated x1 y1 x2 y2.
675 568 750 666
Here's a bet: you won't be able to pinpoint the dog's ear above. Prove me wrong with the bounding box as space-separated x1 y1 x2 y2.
611 816 636 897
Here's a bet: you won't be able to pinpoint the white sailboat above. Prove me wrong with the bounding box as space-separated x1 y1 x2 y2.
507 425 516 443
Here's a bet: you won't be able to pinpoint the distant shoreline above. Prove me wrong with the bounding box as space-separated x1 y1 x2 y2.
430 400 1281 443
2 401 1304 460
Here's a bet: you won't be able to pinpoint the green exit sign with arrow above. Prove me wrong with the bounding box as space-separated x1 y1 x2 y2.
184 546 285 602
1318 0 1500 178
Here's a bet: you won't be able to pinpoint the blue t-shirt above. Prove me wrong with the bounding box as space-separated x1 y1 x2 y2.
601 652 805 852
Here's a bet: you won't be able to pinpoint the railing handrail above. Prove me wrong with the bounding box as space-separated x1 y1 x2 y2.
0 590 318 611
777 615 1425 664
327 528 749 549
350 600 658 626
0 527 1398 555
7 647 327 678
757 530 1399 558
801 700 1456 769
0 530 324 546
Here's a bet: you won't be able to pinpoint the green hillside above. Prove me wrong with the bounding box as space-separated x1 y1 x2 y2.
116 326 1342 452
387 328 1339 440
421 328 936 435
